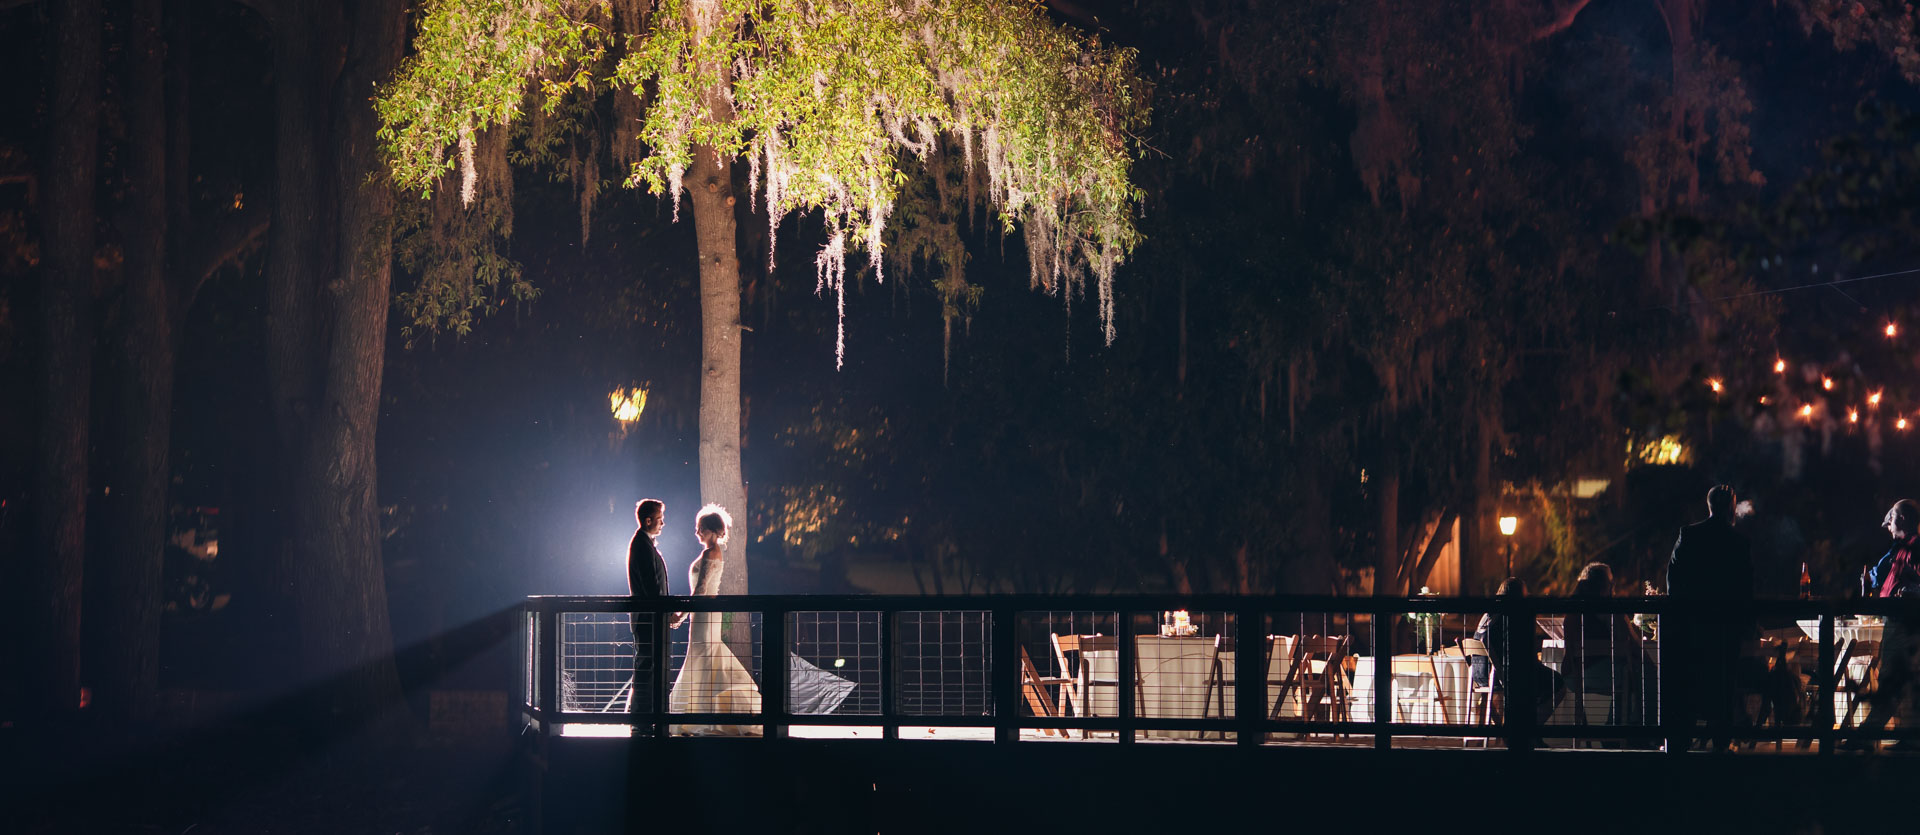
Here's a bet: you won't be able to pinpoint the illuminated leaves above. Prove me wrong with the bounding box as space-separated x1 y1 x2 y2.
377 0 1147 363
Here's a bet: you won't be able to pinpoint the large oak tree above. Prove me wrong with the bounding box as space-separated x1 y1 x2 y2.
377 0 1146 594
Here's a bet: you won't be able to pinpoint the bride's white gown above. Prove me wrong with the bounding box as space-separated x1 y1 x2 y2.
667 552 762 735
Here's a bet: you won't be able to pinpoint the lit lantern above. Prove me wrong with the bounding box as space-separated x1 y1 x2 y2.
609 386 648 436
1498 516 1518 536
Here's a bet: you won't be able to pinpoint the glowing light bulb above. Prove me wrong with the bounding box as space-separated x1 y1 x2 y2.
1708 378 1724 394
1775 359 1787 374
1888 322 1899 338
1759 396 1771 405
1498 516 1518 537
1799 404 1814 419
1871 391 1884 407
1900 417 1910 431
1850 409 1861 424
1823 377 1835 390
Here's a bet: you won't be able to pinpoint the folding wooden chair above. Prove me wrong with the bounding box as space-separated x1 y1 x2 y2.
1276 635 1352 738
1052 633 1119 738
1020 646 1073 737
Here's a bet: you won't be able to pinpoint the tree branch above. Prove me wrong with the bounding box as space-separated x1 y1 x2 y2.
1531 0 1595 41
177 205 271 314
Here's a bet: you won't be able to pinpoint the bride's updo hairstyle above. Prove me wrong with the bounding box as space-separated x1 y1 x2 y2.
696 504 732 545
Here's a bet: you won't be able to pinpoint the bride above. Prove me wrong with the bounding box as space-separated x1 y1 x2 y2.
667 504 762 735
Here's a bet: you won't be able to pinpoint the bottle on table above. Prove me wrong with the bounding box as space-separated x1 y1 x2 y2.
1799 562 1812 600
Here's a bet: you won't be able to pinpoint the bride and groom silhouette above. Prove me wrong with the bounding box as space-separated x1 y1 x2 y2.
628 499 762 736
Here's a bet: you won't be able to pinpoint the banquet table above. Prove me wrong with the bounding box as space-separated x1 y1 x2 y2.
1350 654 1473 725
1059 635 1242 738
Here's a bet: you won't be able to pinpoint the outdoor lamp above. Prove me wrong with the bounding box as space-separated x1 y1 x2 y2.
1498 515 1518 576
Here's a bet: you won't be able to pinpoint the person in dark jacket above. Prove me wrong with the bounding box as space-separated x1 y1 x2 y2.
1666 484 1753 752
627 498 678 711
1856 500 1920 750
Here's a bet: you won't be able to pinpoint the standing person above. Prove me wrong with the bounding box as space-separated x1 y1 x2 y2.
1855 500 1920 750
1666 485 1753 752
628 499 674 712
668 504 762 735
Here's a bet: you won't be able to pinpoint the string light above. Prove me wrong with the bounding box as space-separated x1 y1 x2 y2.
1823 377 1835 390
1900 417 1910 431
1774 358 1787 374
1850 409 1861 423
1759 396 1771 405
1871 390 1884 407
1889 322 1900 338
1708 378 1724 394
1799 404 1814 420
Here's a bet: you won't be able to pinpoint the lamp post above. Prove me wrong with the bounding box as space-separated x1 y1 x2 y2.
1498 515 1518 577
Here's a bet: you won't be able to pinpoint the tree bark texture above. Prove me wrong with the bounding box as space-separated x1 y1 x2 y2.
28 0 101 723
264 0 406 723
96 0 172 724
686 0 749 595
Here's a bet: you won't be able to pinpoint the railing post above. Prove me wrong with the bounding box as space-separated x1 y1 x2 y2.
1235 605 1262 747
1817 609 1835 756
880 610 898 740
1505 596 1534 754
992 607 1018 744
763 604 788 740
652 606 670 738
1374 603 1391 751
539 608 559 721
1118 610 1135 745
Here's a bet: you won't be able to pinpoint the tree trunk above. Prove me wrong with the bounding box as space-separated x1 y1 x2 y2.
96 0 171 725
264 0 406 726
27 0 101 724
686 0 749 596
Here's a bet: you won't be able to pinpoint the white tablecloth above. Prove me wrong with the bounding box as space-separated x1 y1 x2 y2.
1078 636 1236 738
1351 655 1473 725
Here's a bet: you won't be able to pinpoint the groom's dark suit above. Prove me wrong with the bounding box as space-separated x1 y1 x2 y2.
628 530 670 709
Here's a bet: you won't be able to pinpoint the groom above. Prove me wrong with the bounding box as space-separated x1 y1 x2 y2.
628 499 671 710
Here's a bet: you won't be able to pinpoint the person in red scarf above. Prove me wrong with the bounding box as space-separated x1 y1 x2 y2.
1856 500 1920 750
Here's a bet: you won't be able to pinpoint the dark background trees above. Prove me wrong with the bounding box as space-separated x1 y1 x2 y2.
7 0 1920 752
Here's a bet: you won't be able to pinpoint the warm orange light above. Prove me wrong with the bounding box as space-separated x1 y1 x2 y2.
1708 378 1724 394
1775 359 1787 374
1900 417 1910 431
1871 390 1884 407
1823 377 1835 391
1799 404 1814 419
1850 409 1861 424
1498 516 1518 537
1759 396 1771 405
1888 322 1899 338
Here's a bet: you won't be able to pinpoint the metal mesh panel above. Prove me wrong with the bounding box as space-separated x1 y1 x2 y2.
559 612 638 713
787 611 881 715
896 611 992 716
